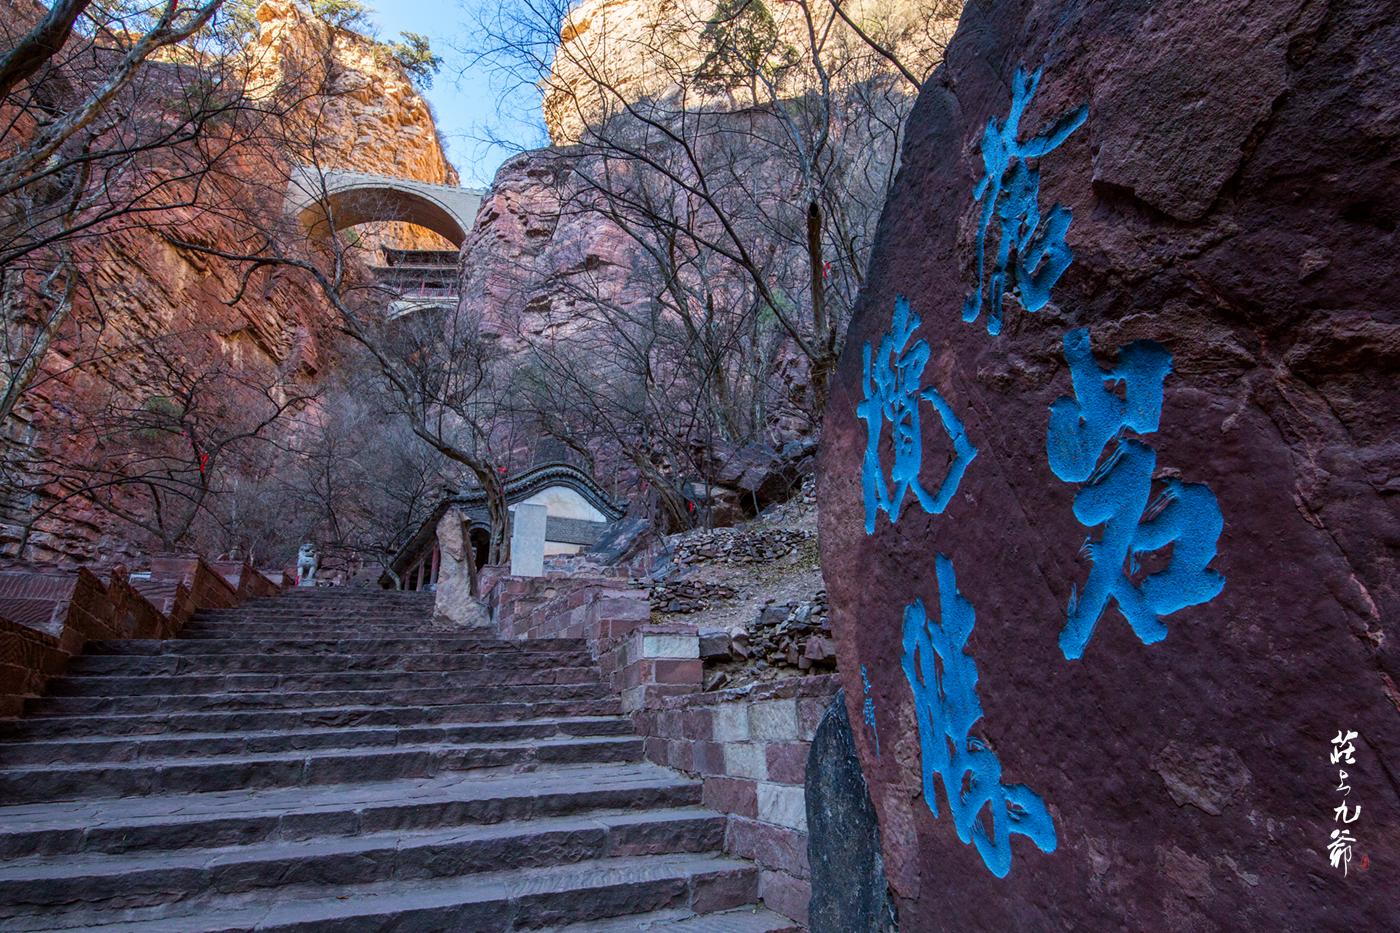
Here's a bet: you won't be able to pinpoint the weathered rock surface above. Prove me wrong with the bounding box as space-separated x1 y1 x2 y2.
544 0 959 145
457 148 650 356
817 0 1398 928
249 0 460 251
1 170 343 567
432 510 490 627
806 690 896 933
1 2 461 567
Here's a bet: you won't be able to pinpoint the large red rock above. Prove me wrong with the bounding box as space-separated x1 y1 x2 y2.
817 0 1397 928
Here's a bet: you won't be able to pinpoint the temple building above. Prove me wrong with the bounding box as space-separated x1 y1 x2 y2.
372 247 460 318
380 459 624 591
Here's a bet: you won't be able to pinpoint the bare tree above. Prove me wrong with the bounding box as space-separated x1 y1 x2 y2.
2 332 315 557
211 369 461 575
471 0 954 421
0 0 272 424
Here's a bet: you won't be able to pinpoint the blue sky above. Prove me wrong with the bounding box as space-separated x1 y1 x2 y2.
365 0 550 187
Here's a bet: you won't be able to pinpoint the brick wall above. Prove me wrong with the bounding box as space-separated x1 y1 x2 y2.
485 571 840 925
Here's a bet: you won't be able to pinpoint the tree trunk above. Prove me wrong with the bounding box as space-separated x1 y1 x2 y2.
805 199 833 418
479 466 511 566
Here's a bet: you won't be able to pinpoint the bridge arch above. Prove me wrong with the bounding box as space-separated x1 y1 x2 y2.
286 168 483 248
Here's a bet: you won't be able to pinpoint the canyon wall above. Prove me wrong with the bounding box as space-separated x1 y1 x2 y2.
248 0 461 251
1 1 461 567
817 0 1397 928
544 0 960 145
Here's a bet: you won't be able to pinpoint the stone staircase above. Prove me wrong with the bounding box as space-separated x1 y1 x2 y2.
0 589 795 931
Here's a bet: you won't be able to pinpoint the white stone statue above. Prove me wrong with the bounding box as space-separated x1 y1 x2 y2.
296 543 319 586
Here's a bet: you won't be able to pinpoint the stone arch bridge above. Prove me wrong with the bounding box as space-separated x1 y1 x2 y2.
285 166 483 247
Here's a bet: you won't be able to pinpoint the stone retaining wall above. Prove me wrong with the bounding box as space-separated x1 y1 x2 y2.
485 571 840 925
0 557 282 718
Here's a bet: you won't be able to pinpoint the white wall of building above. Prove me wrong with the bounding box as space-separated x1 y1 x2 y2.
507 485 609 555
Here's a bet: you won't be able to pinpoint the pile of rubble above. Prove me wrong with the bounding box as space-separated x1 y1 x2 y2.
649 579 737 614
700 590 834 689
669 526 811 568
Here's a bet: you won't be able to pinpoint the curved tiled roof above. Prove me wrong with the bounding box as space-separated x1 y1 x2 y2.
381 462 623 583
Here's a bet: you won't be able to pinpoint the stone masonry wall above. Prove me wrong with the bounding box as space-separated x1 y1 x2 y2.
0 558 280 718
634 675 840 926
486 571 839 924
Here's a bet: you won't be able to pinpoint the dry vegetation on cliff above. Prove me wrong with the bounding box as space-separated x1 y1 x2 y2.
0 0 462 569
0 0 965 578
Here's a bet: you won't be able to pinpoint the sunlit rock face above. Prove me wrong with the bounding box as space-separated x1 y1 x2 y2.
454 149 648 354
248 0 461 251
0 156 346 568
543 0 960 145
817 0 1398 928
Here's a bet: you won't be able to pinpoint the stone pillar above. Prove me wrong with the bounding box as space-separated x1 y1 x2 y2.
509 504 547 578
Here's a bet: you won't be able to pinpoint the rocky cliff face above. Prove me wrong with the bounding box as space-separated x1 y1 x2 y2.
544 0 959 145
248 0 461 250
2 164 344 568
457 148 646 352
1 1 465 567
818 0 1397 927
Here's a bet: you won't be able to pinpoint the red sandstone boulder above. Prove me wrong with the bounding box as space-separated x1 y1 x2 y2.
817 0 1397 928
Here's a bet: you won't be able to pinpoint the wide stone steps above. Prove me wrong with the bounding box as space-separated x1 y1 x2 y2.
41 666 602 696
0 807 727 917
1 698 626 739
0 761 702 859
0 853 760 932
25 681 612 717
66 648 593 676
0 734 644 803
0 592 778 929
30 672 610 708
553 906 798 931
0 716 633 766
83 636 587 655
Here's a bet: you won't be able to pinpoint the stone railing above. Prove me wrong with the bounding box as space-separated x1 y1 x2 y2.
0 556 284 718
484 570 840 926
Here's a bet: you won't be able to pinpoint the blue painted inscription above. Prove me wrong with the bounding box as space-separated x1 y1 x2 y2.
900 555 1057 877
857 296 978 534
1046 329 1226 659
963 67 1088 336
861 665 880 756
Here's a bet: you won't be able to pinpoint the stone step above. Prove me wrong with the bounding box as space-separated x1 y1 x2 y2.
0 807 726 916
0 852 758 932
0 734 644 803
1 698 624 739
177 624 453 637
64 648 593 676
0 761 702 859
43 666 602 697
26 681 612 716
549 906 799 932
83 636 587 656
195 603 434 613
183 612 437 624
0 716 633 767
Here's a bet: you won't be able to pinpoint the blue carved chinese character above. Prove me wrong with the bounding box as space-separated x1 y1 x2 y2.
857 296 978 534
901 555 1057 878
1047 328 1174 483
964 66 1088 336
1046 330 1227 660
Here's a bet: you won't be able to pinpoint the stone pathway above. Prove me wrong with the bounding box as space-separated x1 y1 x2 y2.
0 589 794 931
